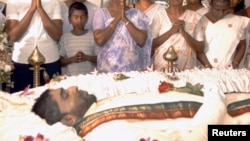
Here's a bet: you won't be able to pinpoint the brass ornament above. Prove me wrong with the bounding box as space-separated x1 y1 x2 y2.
28 46 45 88
163 46 180 73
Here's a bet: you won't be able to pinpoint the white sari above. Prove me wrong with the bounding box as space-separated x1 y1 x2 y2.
196 14 250 68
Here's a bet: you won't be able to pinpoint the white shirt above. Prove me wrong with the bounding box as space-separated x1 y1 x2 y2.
6 0 62 64
59 31 98 76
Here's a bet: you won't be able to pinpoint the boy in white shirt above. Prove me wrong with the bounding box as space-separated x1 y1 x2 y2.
59 2 97 76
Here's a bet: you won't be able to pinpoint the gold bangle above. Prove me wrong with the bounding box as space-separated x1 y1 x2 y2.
233 61 239 65
205 64 211 68
125 21 130 26
109 23 114 29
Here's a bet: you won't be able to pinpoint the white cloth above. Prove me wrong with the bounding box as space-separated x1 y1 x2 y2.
195 7 209 15
6 0 62 64
196 14 250 68
143 3 166 26
60 1 99 33
59 31 98 76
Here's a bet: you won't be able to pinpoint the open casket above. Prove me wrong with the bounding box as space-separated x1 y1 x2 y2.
1 68 250 141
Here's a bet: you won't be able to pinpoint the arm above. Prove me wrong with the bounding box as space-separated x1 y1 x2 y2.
6 1 37 41
152 29 174 50
232 39 246 69
122 17 147 47
93 17 120 47
37 0 62 41
152 20 183 51
60 51 97 66
180 26 204 53
197 52 213 68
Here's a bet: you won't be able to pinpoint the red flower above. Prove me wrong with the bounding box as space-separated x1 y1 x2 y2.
158 81 174 93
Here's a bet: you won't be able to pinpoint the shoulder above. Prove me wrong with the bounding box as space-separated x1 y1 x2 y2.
85 31 94 36
230 14 249 22
184 9 202 20
185 9 200 16
155 8 167 16
61 32 73 39
153 3 167 10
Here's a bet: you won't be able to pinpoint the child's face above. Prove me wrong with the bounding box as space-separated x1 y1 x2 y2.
69 10 88 30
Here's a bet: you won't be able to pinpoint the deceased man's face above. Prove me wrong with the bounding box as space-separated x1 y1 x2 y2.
49 86 96 120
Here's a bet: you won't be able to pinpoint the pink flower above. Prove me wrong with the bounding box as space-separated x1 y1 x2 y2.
22 133 49 141
139 137 158 141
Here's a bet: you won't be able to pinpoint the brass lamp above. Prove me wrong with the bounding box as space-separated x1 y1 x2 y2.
28 46 45 88
163 46 179 73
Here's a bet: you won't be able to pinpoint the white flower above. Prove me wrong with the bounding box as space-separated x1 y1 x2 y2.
0 43 5 50
4 64 11 72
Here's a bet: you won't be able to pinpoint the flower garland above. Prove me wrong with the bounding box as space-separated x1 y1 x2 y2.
0 18 14 90
19 133 50 141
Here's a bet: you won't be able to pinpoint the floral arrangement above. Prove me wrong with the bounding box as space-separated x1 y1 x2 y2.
158 81 204 96
139 137 158 141
19 133 50 141
0 18 13 88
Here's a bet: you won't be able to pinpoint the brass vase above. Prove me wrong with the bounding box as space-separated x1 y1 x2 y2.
28 47 45 88
163 46 179 73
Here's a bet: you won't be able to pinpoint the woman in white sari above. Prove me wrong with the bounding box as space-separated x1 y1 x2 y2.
183 0 209 15
151 0 204 71
196 0 250 69
129 0 167 25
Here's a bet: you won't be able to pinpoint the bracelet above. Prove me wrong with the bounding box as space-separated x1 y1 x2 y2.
205 64 211 68
233 61 239 65
125 21 130 26
109 23 115 29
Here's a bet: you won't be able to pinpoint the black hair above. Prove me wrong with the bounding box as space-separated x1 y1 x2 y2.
234 0 245 13
32 89 65 125
68 2 88 16
211 0 230 4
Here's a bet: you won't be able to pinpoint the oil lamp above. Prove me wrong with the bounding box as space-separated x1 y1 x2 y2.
163 46 180 73
28 46 45 88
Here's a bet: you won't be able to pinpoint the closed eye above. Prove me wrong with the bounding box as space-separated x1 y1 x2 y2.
60 88 69 100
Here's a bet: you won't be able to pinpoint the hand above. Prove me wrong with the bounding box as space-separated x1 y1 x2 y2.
36 0 42 9
119 0 126 19
115 0 125 21
81 52 90 62
232 61 239 69
76 51 84 62
72 51 83 63
30 0 37 12
75 51 90 62
169 20 185 34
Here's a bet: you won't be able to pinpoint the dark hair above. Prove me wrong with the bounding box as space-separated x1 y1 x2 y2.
234 0 245 13
31 89 65 125
68 2 88 16
211 0 230 4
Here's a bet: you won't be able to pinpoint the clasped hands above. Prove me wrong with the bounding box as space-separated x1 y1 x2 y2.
30 0 43 12
74 51 88 63
169 20 186 34
114 0 128 22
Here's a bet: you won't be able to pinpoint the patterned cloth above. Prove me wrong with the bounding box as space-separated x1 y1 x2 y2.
74 101 202 137
93 8 152 73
